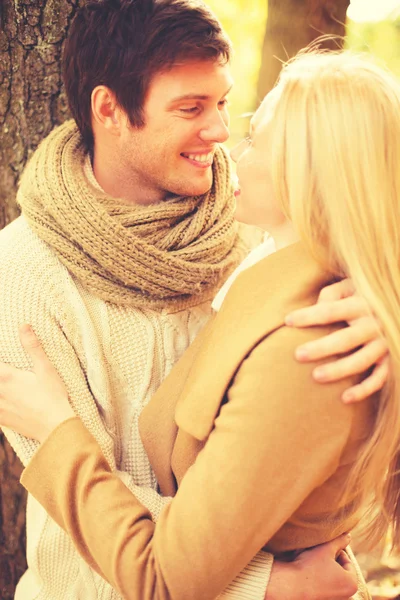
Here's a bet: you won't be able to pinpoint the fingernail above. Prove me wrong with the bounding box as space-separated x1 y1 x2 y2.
295 348 309 361
313 367 327 381
342 391 354 403
20 324 32 335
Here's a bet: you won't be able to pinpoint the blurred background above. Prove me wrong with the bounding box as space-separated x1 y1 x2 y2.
207 0 400 147
1 1 400 598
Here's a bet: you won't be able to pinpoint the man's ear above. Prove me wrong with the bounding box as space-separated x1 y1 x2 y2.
91 86 123 134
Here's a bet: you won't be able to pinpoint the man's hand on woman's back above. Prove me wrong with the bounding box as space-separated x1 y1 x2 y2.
266 533 358 600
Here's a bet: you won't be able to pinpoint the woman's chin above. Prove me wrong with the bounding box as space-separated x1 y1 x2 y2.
234 204 263 229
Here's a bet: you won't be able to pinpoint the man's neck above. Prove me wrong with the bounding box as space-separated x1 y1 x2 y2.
91 150 165 206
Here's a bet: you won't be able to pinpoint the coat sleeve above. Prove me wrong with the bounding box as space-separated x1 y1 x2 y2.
21 325 357 600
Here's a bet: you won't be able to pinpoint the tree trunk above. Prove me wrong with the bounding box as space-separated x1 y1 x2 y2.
0 1 80 596
257 0 350 100
0 441 27 600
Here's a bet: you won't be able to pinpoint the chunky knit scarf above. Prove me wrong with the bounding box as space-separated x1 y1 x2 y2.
18 120 242 310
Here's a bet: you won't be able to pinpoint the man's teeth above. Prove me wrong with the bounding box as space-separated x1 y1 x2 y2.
184 152 214 163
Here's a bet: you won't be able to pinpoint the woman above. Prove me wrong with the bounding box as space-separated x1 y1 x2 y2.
0 49 396 599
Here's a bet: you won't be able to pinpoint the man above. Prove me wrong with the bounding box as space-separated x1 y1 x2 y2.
0 0 380 598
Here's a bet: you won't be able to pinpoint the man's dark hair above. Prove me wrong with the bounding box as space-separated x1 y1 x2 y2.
63 0 232 150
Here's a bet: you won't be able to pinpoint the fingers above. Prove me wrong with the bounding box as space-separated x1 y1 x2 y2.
336 550 359 597
335 559 359 597
0 362 24 384
295 317 381 362
286 296 370 328
311 338 388 384
336 550 355 574
318 279 355 303
335 550 351 568
324 533 352 557
294 534 359 599
342 357 390 403
19 324 42 349
18 325 52 374
302 533 351 560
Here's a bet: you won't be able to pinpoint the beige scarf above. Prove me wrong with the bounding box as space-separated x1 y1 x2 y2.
18 120 243 311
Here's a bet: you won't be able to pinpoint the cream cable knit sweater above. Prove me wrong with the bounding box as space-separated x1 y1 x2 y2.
0 216 272 600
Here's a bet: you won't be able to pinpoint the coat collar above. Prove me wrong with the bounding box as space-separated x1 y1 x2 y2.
174 242 334 440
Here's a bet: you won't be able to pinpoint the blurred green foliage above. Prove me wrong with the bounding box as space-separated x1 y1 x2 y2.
206 0 268 146
347 17 400 76
206 1 400 147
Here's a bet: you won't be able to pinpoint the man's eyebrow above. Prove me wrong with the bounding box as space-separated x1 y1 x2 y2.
168 85 233 105
169 94 211 103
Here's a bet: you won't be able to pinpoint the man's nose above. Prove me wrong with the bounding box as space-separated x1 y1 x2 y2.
199 110 230 144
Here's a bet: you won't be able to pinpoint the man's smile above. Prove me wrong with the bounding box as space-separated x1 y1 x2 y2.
181 151 214 167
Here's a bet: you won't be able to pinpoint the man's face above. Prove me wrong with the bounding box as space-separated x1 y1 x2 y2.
118 59 233 202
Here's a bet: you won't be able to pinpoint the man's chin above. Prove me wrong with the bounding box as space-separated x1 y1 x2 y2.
168 180 213 198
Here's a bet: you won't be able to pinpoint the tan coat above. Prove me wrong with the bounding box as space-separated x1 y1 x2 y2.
22 242 375 600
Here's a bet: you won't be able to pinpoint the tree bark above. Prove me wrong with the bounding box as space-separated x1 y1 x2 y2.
257 0 350 100
0 1 80 596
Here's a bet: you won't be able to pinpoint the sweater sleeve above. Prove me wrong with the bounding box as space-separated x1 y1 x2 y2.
1 221 272 599
0 219 118 468
21 324 358 600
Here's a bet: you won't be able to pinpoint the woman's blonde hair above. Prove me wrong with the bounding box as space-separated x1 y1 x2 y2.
268 50 400 548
